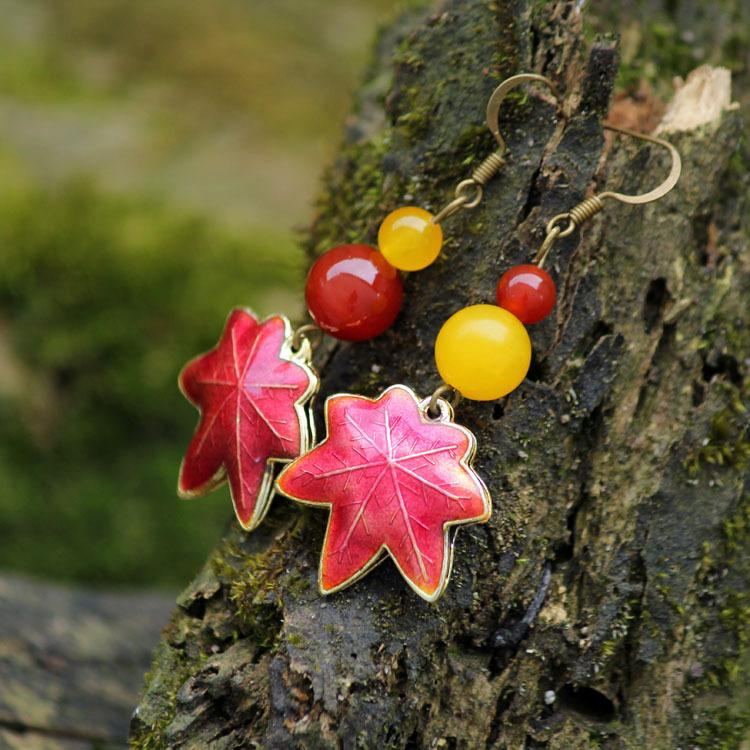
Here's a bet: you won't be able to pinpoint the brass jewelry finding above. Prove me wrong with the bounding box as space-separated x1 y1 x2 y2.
485 73 560 152
291 323 323 353
534 124 682 267
427 382 463 417
433 74 560 225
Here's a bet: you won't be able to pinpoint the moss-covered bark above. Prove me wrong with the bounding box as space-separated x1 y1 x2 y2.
131 1 750 747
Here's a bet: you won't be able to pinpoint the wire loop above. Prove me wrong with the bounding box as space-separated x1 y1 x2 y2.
426 383 462 418
533 225 562 266
455 179 483 208
291 323 323 353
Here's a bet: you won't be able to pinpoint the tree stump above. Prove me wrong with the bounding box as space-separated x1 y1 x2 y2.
131 1 750 747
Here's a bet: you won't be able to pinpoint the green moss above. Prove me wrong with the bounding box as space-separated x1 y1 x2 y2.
307 133 396 257
130 642 202 750
287 632 307 648
684 496 750 747
591 595 640 673
585 1 750 97
285 568 314 598
686 396 750 476
396 99 434 139
724 504 750 556
691 705 750 750
583 13 709 93
392 42 425 72
222 546 285 648
619 21 697 92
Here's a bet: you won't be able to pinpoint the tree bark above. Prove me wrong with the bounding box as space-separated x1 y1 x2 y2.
0 574 172 748
131 1 750 748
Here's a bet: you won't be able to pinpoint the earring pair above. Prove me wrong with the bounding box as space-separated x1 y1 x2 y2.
175 73 681 601
175 72 559 530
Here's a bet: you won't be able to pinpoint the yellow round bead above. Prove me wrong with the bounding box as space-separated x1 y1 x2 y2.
435 305 531 401
378 207 443 271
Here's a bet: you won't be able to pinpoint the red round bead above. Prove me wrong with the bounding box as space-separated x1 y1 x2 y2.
305 244 403 341
496 264 556 324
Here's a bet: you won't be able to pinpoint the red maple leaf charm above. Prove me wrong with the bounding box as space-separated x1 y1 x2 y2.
178 309 318 530
276 385 491 601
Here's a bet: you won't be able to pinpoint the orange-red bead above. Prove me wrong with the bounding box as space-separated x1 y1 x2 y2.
305 244 403 341
496 264 556 324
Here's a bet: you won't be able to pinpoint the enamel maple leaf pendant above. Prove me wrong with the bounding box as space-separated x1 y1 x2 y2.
178 308 318 531
276 385 491 602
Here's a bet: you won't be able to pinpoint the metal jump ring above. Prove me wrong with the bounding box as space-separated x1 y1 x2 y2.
455 179 483 209
426 384 462 418
291 324 323 352
545 214 577 238
432 180 484 224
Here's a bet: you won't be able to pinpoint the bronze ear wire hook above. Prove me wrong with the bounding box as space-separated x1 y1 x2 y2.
432 74 560 224
485 73 561 152
534 124 683 267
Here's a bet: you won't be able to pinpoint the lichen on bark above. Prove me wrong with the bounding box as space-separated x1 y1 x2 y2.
131 1 750 748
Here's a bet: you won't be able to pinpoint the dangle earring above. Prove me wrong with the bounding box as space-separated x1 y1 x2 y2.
304 74 559 340
436 124 682 402
176 312 319 531
276 123 681 602
175 74 558 532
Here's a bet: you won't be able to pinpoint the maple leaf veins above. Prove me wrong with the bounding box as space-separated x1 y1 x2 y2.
276 385 491 602
178 308 318 530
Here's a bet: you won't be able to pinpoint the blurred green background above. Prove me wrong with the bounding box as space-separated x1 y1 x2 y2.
0 0 401 588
